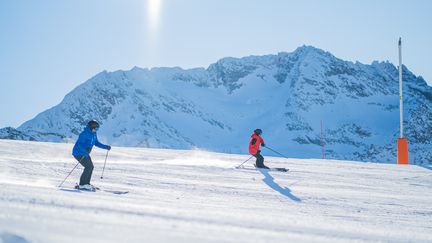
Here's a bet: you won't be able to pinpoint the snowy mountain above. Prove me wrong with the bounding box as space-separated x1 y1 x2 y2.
1 139 431 242
0 127 36 141
2 46 432 164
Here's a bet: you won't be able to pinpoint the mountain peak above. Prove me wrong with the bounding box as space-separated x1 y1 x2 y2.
292 45 330 58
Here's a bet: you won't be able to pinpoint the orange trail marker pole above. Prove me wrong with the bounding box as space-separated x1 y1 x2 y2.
397 38 409 164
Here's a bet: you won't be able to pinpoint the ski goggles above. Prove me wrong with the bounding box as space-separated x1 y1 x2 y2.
89 125 100 131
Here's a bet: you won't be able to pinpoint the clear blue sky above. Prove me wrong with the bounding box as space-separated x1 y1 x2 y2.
1 0 431 128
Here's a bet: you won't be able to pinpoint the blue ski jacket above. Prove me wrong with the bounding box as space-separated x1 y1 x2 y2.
72 127 109 157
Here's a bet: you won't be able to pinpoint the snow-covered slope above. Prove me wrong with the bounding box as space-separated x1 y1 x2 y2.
4 46 432 164
0 140 431 242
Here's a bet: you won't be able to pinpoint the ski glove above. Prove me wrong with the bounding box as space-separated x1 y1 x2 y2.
85 148 92 153
107 146 111 150
262 143 265 147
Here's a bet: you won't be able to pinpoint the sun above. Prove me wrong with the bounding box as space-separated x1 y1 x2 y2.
147 0 162 31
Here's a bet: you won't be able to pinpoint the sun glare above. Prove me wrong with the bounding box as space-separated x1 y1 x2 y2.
147 0 162 31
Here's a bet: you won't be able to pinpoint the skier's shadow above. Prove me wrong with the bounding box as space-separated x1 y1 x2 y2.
259 169 301 202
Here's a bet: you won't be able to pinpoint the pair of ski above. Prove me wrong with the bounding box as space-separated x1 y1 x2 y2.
236 166 289 172
61 184 129 195
265 167 289 172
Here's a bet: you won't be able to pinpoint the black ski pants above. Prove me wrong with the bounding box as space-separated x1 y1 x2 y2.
253 152 268 169
74 156 94 186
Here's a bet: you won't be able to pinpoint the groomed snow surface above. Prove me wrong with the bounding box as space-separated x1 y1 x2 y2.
0 140 431 243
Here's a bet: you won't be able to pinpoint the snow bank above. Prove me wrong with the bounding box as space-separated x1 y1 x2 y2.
0 139 431 242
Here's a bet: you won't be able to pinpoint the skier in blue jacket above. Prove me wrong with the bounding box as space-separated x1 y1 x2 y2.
72 120 111 191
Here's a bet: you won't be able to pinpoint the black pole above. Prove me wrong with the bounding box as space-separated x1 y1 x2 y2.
264 146 289 159
58 158 83 188
100 150 110 179
235 155 254 168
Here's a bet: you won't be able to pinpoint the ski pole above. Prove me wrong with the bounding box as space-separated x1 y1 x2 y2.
235 155 254 168
264 146 289 159
100 150 110 179
58 157 84 188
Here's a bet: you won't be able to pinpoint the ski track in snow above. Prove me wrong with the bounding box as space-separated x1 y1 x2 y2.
0 140 431 243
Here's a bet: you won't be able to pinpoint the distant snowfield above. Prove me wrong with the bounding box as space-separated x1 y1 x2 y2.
0 140 431 243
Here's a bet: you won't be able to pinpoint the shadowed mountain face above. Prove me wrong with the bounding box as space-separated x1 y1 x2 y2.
2 46 431 164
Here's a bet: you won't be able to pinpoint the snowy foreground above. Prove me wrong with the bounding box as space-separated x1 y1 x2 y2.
0 140 431 243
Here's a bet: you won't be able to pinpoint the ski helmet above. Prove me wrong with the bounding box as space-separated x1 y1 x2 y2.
87 120 100 130
254 128 262 135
